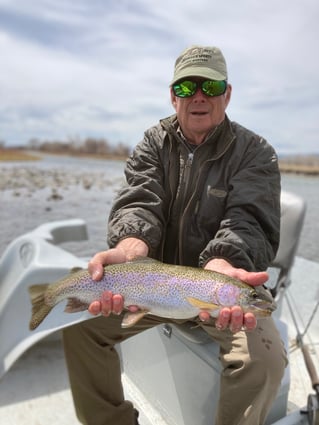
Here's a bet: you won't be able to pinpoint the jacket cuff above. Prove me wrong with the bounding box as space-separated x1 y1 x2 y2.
199 241 256 271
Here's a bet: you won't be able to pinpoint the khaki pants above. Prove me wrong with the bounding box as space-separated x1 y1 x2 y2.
63 314 287 425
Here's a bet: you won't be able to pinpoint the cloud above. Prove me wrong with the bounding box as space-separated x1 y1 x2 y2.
0 0 318 154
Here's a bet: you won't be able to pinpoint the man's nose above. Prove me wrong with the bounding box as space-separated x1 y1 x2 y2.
192 89 207 102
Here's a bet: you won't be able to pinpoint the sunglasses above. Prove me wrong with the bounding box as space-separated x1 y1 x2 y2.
172 79 227 98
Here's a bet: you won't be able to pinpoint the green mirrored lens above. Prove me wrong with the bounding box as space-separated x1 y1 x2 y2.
173 80 197 97
202 80 227 96
173 80 227 98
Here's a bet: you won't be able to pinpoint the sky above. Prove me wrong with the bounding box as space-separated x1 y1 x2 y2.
1 0 318 155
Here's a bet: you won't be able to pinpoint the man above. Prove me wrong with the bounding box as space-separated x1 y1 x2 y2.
63 45 287 425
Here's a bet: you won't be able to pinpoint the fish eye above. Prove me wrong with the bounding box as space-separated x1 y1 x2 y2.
252 291 259 299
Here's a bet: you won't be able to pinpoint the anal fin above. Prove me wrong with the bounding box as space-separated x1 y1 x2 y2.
64 297 89 313
121 310 149 328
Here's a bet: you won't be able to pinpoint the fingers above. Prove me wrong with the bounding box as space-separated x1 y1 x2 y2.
243 312 257 331
198 310 210 322
88 262 104 281
242 271 269 287
87 249 129 316
88 252 107 281
215 307 234 331
204 258 269 287
229 307 244 333
88 300 102 316
101 291 124 316
88 249 128 281
88 291 125 316
200 306 257 333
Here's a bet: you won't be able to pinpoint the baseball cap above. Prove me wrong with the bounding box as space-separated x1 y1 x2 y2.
171 45 228 85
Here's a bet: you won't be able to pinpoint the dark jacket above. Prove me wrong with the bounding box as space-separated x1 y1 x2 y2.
107 114 281 271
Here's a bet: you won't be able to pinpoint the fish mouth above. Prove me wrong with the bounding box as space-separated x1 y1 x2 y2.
250 299 277 316
250 287 277 315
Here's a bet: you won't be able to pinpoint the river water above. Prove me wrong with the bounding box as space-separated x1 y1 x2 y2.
0 155 318 263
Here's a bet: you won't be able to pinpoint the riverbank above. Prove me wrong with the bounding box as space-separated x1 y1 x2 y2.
0 148 127 163
0 148 319 176
279 158 319 175
1 148 319 175
0 148 41 162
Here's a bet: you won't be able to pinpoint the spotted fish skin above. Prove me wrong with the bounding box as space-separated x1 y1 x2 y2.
28 257 276 330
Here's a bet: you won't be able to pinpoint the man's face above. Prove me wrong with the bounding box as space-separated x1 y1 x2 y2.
170 78 232 145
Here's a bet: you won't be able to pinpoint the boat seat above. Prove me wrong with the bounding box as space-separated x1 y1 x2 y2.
268 190 307 297
0 219 91 379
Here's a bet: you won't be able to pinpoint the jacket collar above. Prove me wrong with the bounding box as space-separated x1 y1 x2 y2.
160 114 236 159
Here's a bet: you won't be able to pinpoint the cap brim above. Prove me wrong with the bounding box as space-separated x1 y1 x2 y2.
171 66 226 85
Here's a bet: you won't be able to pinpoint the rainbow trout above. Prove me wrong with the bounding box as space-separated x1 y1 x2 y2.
29 257 276 330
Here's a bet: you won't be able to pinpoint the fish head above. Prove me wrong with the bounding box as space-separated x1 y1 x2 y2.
242 286 277 317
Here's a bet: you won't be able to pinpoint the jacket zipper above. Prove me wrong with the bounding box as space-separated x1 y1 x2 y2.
177 151 194 264
183 152 194 184
177 131 236 264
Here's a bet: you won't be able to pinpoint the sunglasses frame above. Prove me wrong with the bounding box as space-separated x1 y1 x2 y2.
172 79 227 98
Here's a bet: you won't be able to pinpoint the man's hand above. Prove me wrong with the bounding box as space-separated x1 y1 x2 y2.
87 238 149 317
202 258 269 333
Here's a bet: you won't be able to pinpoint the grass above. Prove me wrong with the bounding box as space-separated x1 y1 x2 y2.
0 149 41 162
0 148 127 163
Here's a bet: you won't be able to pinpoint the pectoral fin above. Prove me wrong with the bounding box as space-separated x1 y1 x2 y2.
186 297 220 311
121 310 149 328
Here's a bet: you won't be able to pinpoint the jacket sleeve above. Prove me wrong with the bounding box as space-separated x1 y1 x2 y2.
199 137 281 272
107 127 168 253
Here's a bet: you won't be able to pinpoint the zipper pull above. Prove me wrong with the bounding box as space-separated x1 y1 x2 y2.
186 152 194 166
183 152 194 184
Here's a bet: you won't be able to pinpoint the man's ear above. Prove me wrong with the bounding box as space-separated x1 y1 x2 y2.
170 87 177 109
224 84 232 108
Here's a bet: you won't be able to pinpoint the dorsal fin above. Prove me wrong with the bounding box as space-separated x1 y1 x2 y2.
70 267 84 273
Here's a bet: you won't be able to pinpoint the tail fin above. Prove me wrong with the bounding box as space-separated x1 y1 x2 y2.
28 284 53 330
